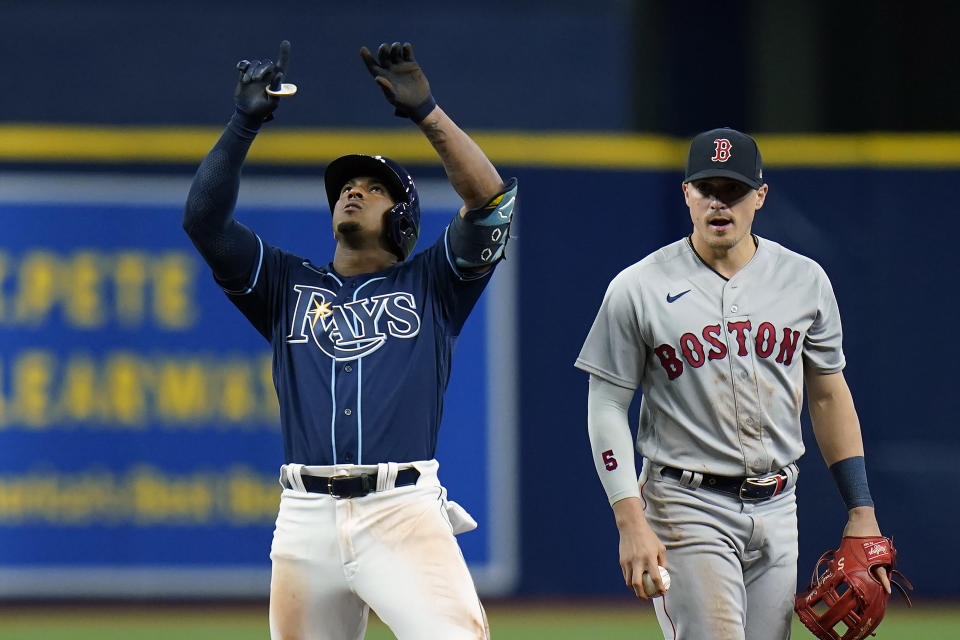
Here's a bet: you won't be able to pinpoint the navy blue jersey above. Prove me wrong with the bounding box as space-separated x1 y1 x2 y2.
225 224 493 465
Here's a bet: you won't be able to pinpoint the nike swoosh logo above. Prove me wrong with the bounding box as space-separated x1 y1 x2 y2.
666 289 691 303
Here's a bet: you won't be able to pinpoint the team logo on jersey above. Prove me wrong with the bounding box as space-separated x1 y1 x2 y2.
654 320 801 380
284 285 421 360
711 138 732 162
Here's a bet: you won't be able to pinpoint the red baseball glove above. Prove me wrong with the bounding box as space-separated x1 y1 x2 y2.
795 536 913 640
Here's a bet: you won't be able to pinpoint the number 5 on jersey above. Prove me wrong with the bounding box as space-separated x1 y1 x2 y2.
602 449 618 471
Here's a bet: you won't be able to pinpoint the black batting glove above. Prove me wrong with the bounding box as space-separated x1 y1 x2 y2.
360 42 437 123
234 40 291 123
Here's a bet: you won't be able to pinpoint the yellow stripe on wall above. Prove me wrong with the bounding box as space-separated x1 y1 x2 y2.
2 124 960 169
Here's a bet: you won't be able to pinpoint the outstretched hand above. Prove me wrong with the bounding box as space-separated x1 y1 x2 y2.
360 42 436 122
234 40 292 122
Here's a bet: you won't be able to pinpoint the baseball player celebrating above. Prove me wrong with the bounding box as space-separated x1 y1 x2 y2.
183 41 516 640
575 128 890 639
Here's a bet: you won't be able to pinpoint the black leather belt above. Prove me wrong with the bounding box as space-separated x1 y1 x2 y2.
293 468 420 499
661 466 788 502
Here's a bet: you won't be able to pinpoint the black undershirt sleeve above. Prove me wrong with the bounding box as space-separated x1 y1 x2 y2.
182 110 264 291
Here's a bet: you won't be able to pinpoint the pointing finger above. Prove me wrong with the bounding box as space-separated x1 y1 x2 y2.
270 41 291 91
275 40 291 75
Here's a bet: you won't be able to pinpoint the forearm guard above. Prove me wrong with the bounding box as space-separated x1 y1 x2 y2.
449 177 517 268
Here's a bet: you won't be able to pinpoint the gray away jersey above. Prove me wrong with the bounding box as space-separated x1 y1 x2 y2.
575 236 845 476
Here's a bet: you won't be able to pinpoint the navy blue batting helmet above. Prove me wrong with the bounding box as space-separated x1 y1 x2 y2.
324 154 421 261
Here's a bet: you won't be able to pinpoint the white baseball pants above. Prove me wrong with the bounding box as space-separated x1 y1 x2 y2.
268 459 488 640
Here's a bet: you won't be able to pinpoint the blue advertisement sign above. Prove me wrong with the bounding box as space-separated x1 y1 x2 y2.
0 173 517 597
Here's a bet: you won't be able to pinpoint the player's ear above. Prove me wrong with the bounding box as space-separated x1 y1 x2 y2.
754 184 768 210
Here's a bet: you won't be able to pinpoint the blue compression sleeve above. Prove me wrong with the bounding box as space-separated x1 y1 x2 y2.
829 455 875 509
182 110 263 290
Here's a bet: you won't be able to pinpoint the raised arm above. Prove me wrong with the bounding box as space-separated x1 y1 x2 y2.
417 105 504 215
360 42 503 211
360 42 516 272
183 41 291 290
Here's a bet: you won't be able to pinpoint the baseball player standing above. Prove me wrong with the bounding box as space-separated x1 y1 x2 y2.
183 41 516 640
575 128 890 639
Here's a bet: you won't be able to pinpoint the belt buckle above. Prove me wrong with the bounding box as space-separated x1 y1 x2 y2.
739 474 781 502
327 476 360 499
327 476 342 499
327 474 372 499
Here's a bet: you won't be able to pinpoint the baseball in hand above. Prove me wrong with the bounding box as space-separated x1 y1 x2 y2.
642 566 671 597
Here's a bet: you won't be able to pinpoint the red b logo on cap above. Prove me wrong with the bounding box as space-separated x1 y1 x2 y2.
711 138 732 162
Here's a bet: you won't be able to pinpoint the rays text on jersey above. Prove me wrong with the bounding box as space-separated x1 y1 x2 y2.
285 285 421 360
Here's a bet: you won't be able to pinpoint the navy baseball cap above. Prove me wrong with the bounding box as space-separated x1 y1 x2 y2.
324 154 414 212
684 127 763 189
